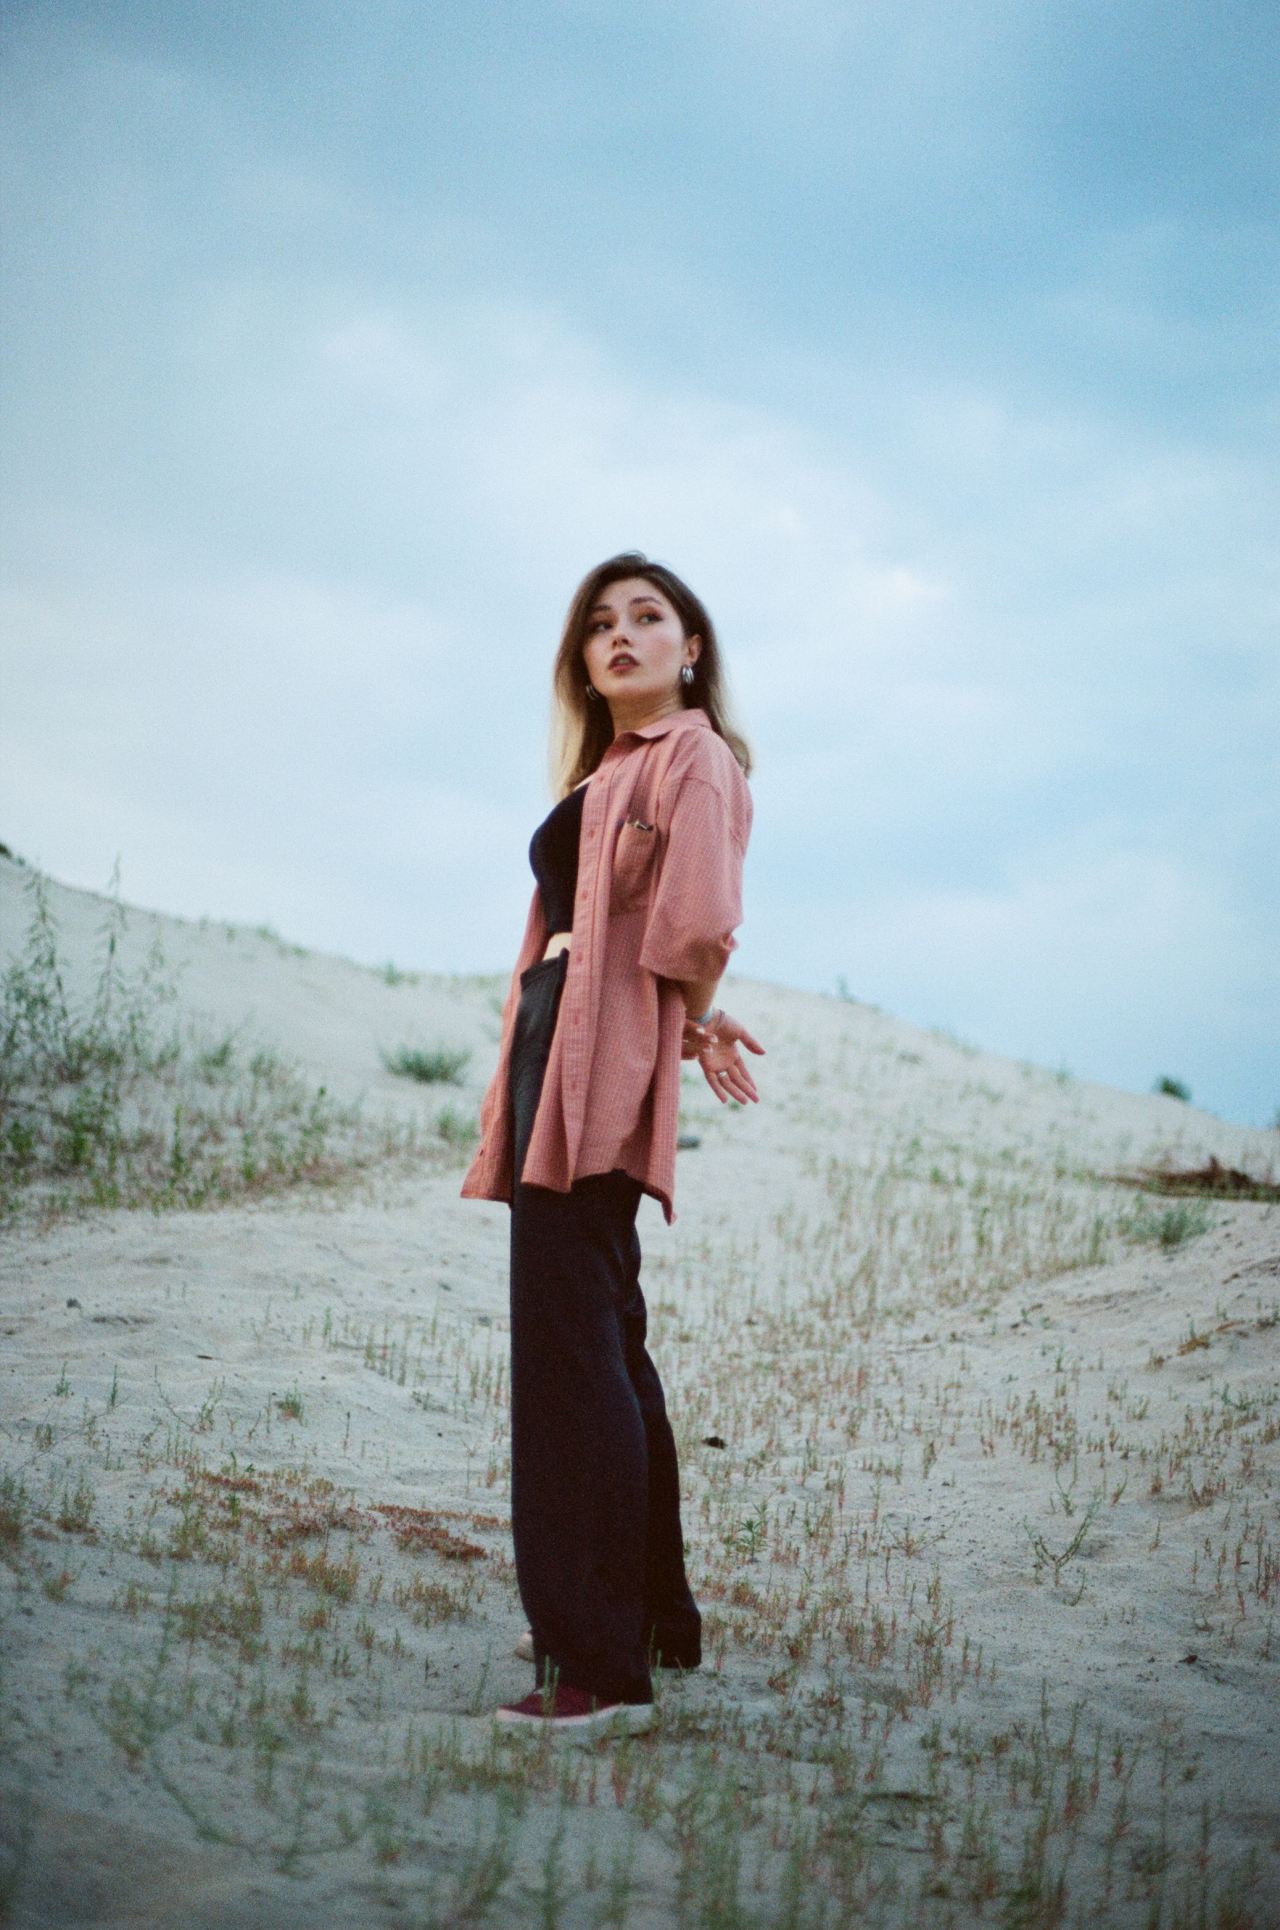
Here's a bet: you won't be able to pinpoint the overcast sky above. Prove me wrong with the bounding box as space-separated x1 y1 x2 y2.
2 0 1277 1127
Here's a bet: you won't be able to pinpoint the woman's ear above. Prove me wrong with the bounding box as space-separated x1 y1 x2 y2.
685 633 702 665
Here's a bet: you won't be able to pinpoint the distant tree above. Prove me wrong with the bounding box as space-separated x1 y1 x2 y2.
1154 1075 1191 1102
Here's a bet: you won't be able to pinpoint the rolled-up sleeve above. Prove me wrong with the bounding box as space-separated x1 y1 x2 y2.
637 773 751 984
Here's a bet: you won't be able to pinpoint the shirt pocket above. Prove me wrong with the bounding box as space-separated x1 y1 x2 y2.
610 817 658 912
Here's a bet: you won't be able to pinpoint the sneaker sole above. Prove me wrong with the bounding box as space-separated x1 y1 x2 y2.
493 1702 655 1740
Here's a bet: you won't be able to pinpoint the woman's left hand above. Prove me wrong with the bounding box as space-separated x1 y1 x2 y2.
683 1008 765 1105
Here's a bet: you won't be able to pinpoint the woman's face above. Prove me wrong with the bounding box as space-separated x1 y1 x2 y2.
581 576 700 712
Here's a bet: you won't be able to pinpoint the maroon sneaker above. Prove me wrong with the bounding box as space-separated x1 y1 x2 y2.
494 1682 654 1738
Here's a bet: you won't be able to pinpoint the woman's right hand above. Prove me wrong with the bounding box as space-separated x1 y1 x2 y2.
686 1009 765 1105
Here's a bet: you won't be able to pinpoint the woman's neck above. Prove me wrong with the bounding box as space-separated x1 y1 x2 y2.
607 693 686 737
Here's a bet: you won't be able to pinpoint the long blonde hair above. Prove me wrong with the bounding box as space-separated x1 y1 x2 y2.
549 552 752 796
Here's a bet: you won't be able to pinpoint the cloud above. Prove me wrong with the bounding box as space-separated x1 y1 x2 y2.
1 3 1275 1125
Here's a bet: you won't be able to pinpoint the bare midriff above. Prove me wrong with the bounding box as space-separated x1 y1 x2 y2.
541 932 572 960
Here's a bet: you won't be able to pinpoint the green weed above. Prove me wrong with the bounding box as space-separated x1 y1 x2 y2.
381 1043 471 1085
1128 1201 1212 1251
0 867 448 1220
434 1105 479 1153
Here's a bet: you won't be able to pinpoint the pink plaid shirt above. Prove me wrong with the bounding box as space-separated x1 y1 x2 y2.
460 705 752 1224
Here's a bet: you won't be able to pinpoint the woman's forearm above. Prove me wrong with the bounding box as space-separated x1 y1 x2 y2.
679 977 722 1023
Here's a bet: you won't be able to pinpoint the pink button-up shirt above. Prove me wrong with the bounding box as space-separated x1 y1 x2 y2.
460 705 752 1224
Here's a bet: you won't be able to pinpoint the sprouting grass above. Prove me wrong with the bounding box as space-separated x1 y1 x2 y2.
251 923 307 959
196 1039 234 1082
0 1471 30 1546
1024 1488 1105 1589
1127 1200 1213 1251
55 1473 96 1535
433 1104 479 1153
0 867 461 1221
381 1043 472 1085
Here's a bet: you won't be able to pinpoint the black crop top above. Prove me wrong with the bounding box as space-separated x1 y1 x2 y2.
529 782 587 932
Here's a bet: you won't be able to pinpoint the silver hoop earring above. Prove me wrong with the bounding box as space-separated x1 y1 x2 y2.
584 682 599 701
680 663 695 687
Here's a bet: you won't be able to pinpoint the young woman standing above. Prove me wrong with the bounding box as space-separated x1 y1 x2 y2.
461 552 762 1737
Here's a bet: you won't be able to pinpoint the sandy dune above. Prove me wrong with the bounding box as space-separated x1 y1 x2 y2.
1 856 1276 1927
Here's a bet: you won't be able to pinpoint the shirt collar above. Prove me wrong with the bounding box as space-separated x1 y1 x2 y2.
613 705 712 745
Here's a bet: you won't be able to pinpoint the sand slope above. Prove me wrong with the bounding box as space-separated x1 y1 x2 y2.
1 858 1276 1928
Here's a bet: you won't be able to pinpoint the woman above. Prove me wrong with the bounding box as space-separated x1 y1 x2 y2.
461 551 763 1738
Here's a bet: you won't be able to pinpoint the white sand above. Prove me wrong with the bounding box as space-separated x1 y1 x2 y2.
1 855 1276 1928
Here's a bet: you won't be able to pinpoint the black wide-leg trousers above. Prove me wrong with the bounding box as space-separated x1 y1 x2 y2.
507 948 701 1707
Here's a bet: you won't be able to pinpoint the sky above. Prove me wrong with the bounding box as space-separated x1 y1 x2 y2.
2 0 1277 1128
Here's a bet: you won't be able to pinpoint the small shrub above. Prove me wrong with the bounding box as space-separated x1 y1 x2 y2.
1154 1075 1191 1102
434 1105 478 1153
56 1474 95 1534
197 1036 237 1080
0 1471 29 1544
252 923 305 958
287 1547 360 1600
392 1574 474 1624
382 1044 471 1086
1128 1200 1211 1251
1023 1488 1103 1585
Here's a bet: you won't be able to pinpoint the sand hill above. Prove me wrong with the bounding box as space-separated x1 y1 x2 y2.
1 854 1276 1928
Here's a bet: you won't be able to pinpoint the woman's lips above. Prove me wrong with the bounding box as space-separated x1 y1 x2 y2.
609 656 637 670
